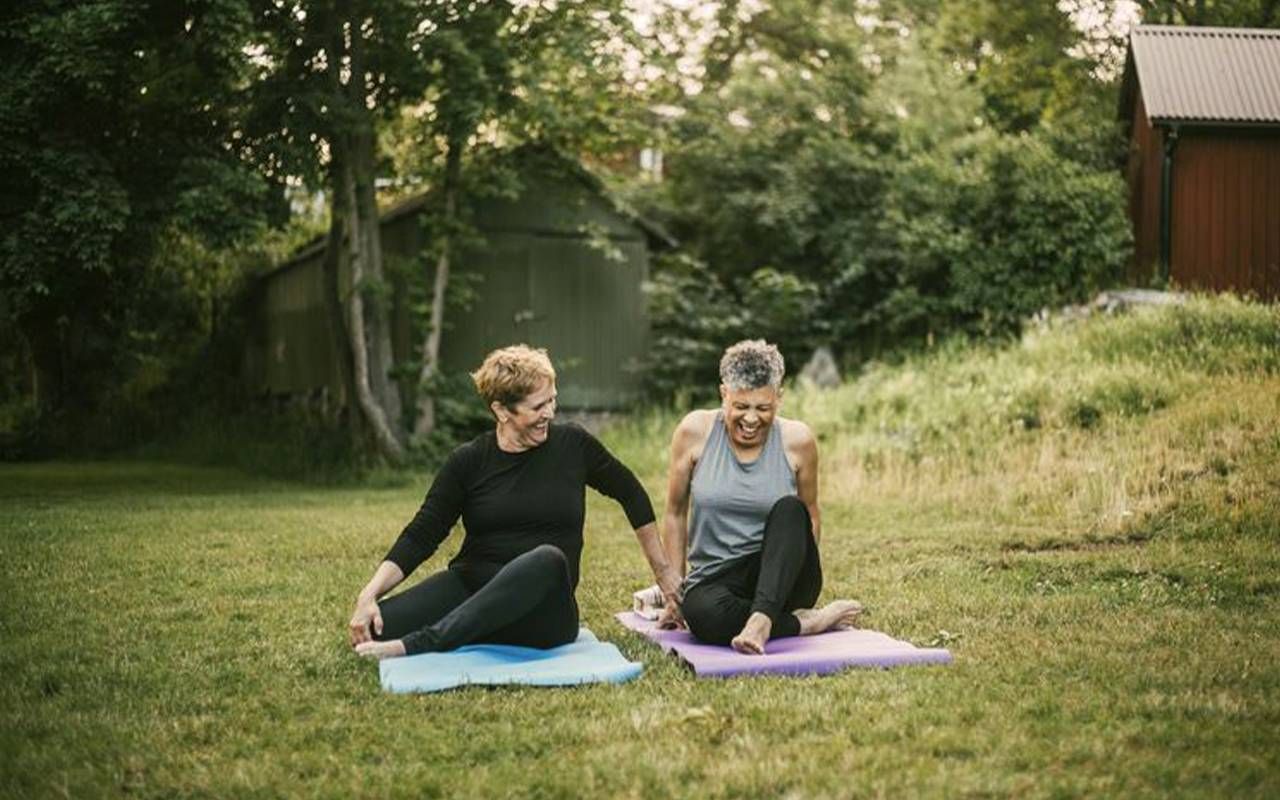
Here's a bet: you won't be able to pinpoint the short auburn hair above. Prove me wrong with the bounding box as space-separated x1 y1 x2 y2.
471 344 557 410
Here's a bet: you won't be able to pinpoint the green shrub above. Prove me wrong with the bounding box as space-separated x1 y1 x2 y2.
639 255 823 401
948 135 1133 335
407 370 498 466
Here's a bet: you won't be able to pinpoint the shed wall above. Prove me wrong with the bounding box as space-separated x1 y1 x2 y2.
245 252 342 400
249 172 651 411
418 230 649 410
1126 92 1166 281
1171 130 1280 300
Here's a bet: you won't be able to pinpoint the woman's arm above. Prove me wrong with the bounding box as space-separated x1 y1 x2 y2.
574 425 682 611
382 461 467 576
349 446 469 647
633 521 683 607
785 419 822 545
653 412 710 627
349 560 405 645
661 414 703 580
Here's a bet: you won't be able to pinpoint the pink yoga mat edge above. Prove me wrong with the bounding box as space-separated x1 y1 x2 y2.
615 611 952 677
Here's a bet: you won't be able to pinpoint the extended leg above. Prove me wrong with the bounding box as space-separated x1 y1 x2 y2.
401 544 578 655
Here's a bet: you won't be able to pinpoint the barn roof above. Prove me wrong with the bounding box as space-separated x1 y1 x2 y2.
1124 25 1280 126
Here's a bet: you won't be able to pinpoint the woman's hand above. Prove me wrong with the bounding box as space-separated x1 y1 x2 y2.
657 593 686 630
348 594 384 646
348 561 406 646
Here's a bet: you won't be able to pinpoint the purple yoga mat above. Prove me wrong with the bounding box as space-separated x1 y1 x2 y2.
615 611 952 677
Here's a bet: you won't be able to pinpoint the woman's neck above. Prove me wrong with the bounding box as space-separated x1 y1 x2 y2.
495 425 531 453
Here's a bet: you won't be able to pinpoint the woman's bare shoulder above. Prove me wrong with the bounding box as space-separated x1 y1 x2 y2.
674 408 717 439
777 416 817 449
671 408 717 455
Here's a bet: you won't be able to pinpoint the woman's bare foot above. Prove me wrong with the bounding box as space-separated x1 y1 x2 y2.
731 612 773 655
353 639 407 660
794 600 864 636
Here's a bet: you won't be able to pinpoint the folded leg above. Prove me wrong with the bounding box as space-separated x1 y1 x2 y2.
682 496 823 645
400 544 579 655
752 495 823 626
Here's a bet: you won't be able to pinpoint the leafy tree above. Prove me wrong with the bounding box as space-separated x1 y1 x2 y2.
632 0 1135 400
641 0 891 281
948 134 1132 334
392 1 654 442
245 0 438 463
885 0 1106 134
247 1 656 461
826 25 1131 343
1135 0 1280 26
640 255 822 403
852 32 1128 340
0 1 269 429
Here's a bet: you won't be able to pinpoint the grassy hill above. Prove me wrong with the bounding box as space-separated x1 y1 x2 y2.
2 295 1277 798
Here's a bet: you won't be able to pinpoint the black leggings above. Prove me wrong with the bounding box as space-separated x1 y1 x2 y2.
375 544 579 655
681 495 823 645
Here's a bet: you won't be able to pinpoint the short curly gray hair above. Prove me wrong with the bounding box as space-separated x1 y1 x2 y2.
719 339 785 391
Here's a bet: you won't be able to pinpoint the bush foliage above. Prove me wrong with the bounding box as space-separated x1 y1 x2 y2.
641 125 1133 399
635 9 1134 401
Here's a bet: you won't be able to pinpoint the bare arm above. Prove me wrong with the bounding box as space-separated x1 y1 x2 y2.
786 419 822 545
652 415 706 628
662 412 708 582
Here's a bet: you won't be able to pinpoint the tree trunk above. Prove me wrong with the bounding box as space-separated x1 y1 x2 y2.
321 188 360 446
19 304 65 419
411 135 463 442
325 1 405 464
330 135 406 464
350 120 403 430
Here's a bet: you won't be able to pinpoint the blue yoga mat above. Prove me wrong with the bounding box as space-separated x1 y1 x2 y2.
378 628 643 693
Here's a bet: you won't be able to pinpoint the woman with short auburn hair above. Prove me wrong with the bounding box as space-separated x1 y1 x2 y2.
350 344 682 659
659 339 862 654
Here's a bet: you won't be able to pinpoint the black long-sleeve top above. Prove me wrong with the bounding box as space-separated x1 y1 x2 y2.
384 422 655 589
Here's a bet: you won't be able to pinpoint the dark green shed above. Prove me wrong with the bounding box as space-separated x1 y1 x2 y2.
244 159 673 412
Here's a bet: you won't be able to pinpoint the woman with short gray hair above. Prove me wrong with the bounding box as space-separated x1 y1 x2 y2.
658 339 862 654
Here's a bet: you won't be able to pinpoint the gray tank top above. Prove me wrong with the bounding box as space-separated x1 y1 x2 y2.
684 411 797 591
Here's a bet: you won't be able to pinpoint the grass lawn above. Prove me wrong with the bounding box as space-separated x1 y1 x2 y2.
2 297 1278 798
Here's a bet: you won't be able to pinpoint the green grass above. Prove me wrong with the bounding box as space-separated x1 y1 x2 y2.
3 296 1279 798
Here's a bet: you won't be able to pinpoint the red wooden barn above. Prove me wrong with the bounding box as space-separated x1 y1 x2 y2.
1120 25 1280 301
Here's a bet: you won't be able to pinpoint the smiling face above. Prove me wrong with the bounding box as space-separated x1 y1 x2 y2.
720 383 780 450
494 379 557 452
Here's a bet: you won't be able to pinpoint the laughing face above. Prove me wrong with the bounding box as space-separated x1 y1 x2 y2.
720 384 780 450
498 379 557 451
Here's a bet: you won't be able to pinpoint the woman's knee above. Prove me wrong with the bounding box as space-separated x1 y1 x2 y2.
768 495 808 522
521 544 570 579
525 543 566 564
765 496 811 543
